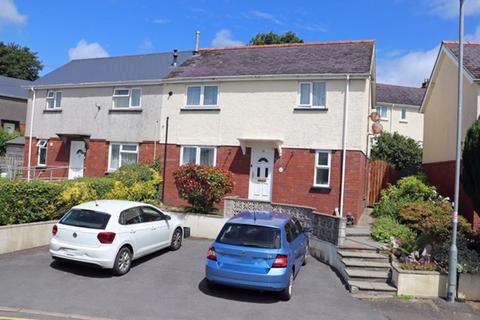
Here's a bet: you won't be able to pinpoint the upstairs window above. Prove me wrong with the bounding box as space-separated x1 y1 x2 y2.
36 139 48 166
376 106 388 120
46 91 62 109
186 85 219 107
400 108 407 121
181 146 216 166
314 150 331 188
112 88 142 109
109 143 138 171
299 82 326 108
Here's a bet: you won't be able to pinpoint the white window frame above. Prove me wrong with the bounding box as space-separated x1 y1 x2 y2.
179 145 217 166
46 90 62 109
400 108 407 122
112 88 142 109
36 139 48 166
3 122 16 133
298 81 327 108
313 150 331 188
376 106 389 120
185 85 219 108
108 142 139 171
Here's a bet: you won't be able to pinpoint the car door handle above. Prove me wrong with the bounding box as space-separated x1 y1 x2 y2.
151 227 157 230
130 230 136 234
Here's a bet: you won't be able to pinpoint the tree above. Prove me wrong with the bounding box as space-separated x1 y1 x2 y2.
0 128 21 156
249 31 304 45
462 118 480 213
0 42 43 81
371 132 422 171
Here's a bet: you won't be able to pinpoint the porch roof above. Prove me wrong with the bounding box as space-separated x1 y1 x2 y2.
237 138 284 156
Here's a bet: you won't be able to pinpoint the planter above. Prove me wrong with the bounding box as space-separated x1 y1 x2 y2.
0 220 57 255
391 263 448 298
459 273 480 301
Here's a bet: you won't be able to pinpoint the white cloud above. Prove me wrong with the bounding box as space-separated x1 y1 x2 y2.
139 39 153 51
426 0 480 18
249 10 283 25
377 46 439 86
466 24 480 40
68 40 109 60
151 18 170 24
0 0 26 26
211 29 244 47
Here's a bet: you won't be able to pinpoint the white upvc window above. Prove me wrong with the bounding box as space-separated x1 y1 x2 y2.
36 139 48 166
108 143 139 171
314 150 331 188
298 82 326 108
185 85 219 107
180 146 217 166
376 105 388 120
400 108 407 121
112 88 142 109
3 122 15 133
46 91 62 109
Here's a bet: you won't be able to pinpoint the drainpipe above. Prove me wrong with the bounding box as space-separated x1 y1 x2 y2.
161 116 170 203
27 88 36 182
339 75 350 217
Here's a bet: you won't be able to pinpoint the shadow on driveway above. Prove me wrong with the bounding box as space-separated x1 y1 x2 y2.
198 278 280 304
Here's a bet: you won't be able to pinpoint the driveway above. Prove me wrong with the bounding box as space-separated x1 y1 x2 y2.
0 239 478 320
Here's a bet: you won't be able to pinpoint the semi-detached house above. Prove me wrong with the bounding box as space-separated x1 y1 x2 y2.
25 40 376 222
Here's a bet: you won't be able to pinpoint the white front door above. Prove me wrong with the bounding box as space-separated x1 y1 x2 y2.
248 148 274 201
68 140 86 179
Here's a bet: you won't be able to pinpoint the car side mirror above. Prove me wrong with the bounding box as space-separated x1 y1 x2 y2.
164 215 171 221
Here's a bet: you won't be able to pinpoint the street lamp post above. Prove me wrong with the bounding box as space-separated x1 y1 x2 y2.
447 0 465 303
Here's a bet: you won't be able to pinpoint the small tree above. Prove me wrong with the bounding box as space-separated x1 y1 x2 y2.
462 118 480 213
0 128 21 156
249 31 303 45
0 42 43 81
173 164 233 214
371 132 422 171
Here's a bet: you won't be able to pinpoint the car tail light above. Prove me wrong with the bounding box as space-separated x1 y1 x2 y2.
207 247 217 261
97 232 116 244
272 254 288 268
52 225 58 236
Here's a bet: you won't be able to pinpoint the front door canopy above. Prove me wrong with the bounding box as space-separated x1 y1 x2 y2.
238 138 283 157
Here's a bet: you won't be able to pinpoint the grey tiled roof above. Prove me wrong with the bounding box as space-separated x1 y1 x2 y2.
33 51 193 86
444 41 480 79
376 83 426 106
167 41 375 79
6 136 24 145
0 75 31 99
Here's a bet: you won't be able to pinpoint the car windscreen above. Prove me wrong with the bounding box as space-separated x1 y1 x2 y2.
216 223 281 249
59 209 111 230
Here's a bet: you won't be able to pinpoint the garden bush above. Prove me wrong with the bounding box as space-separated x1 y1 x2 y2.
0 178 64 225
371 132 422 171
399 201 472 244
108 164 159 187
58 177 116 212
373 176 437 218
0 128 21 156
371 216 417 253
462 118 480 214
173 164 233 214
431 237 480 273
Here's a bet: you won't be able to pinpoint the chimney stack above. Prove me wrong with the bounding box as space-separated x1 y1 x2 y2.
172 49 178 67
193 31 200 56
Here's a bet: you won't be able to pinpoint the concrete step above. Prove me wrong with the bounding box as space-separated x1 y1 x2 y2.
340 239 385 251
349 280 397 292
338 250 389 261
345 268 389 281
351 292 396 299
342 258 391 270
346 227 371 237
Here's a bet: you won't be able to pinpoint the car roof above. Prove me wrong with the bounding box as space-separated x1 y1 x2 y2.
227 211 292 228
72 200 150 215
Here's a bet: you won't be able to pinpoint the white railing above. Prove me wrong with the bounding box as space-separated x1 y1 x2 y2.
0 157 72 182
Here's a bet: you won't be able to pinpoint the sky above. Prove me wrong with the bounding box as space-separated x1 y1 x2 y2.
2 0 480 86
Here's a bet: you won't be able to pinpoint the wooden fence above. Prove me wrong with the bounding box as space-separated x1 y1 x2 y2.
367 160 396 206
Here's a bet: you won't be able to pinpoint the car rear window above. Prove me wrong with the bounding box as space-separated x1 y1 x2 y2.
216 223 281 249
60 209 110 230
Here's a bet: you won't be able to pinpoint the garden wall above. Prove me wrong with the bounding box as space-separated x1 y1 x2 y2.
0 220 56 255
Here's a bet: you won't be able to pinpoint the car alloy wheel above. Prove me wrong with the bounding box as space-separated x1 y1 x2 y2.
171 228 183 251
114 247 132 276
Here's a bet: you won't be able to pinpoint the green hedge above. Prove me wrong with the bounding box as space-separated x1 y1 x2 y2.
0 164 162 226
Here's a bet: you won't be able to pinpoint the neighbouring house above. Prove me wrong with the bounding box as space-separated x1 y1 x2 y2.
421 41 480 230
375 83 426 143
24 40 376 221
0 75 31 133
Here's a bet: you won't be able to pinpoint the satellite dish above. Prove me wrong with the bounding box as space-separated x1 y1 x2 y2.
372 122 383 134
370 111 380 122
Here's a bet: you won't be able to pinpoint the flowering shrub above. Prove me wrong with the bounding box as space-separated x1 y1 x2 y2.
173 164 234 214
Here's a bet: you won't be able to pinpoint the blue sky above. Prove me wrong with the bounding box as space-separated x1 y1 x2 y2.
2 0 480 86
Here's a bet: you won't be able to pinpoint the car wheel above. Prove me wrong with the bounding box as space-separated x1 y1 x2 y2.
113 247 132 276
279 271 293 301
170 228 183 251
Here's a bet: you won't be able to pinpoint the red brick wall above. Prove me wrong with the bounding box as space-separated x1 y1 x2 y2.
424 161 480 231
162 145 367 221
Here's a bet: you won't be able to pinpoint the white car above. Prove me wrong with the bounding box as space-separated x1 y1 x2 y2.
50 200 184 275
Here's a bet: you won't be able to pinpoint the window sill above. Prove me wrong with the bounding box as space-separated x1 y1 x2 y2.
43 109 62 113
294 106 328 111
181 107 220 112
380 118 389 122
399 120 408 123
109 108 142 113
310 185 331 192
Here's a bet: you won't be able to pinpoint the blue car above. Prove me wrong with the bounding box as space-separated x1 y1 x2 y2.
205 212 309 300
